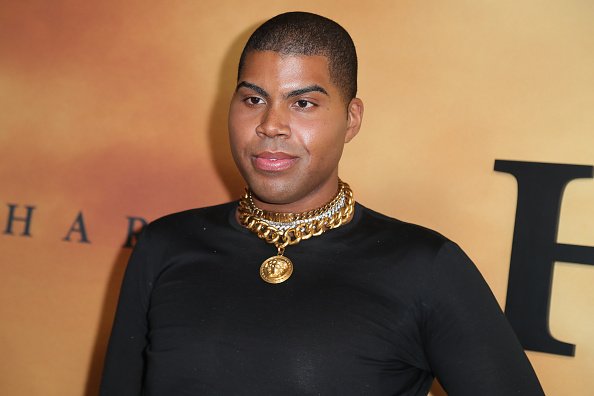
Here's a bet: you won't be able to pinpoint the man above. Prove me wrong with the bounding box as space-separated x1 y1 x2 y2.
100 12 544 395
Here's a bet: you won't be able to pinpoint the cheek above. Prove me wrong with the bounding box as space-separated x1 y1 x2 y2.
298 115 347 154
229 99 260 125
229 127 249 162
300 134 346 173
229 108 254 148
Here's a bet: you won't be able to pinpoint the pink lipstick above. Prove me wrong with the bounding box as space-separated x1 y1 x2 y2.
253 151 298 172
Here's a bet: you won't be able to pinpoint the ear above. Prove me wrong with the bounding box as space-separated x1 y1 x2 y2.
345 98 364 143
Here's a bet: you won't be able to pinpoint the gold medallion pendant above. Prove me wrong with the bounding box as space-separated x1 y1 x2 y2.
237 179 355 284
260 255 294 284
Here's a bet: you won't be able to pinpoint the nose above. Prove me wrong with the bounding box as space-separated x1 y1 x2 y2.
256 105 290 138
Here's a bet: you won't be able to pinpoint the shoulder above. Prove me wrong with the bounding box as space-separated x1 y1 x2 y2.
149 201 236 229
355 203 452 258
128 201 238 274
349 205 484 313
355 204 486 294
141 201 237 242
353 204 478 283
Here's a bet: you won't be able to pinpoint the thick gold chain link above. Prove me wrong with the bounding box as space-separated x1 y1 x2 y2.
238 180 355 251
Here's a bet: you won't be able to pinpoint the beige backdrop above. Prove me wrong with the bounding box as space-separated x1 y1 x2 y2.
1 1 592 395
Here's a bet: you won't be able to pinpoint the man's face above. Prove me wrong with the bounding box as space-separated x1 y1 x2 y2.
228 50 363 212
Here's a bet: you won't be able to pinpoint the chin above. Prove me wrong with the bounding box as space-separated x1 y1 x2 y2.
245 176 297 203
251 184 294 205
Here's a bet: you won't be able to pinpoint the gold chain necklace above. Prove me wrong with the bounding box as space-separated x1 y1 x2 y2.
237 180 355 284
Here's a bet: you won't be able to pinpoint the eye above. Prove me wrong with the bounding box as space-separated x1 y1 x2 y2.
244 96 265 106
294 99 315 109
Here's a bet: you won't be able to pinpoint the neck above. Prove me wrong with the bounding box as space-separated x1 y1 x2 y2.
234 179 354 227
250 179 340 214
236 180 355 234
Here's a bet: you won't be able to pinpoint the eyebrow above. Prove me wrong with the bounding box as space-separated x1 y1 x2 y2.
236 81 329 99
236 81 269 98
286 85 328 98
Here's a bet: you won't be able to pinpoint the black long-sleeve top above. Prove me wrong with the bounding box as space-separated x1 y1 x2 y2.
100 202 544 395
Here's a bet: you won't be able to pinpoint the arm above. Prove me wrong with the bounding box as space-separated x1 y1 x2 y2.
423 242 544 395
99 227 154 396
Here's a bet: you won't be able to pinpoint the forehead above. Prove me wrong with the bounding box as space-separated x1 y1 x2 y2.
238 51 334 91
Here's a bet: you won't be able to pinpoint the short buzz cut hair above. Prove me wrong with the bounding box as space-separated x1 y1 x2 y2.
237 11 358 102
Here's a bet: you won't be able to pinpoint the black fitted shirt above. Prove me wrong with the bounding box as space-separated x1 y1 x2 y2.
100 202 544 395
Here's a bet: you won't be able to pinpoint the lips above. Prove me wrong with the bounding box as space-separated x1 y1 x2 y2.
253 151 298 172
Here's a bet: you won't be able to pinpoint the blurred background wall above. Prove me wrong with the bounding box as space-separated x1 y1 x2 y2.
1 1 592 394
